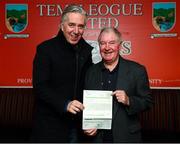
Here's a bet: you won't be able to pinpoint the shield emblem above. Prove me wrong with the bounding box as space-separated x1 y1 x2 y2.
152 2 176 32
6 4 28 33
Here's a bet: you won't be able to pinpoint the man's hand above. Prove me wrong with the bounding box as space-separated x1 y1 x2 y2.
67 100 84 114
84 129 97 136
112 90 130 106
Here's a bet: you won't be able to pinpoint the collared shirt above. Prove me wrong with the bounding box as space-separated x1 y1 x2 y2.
100 62 119 143
101 62 119 91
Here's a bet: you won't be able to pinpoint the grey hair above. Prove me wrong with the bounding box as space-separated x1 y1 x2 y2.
98 27 122 44
61 4 87 24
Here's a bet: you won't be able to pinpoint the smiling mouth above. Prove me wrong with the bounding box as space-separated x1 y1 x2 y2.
71 35 79 40
104 51 113 55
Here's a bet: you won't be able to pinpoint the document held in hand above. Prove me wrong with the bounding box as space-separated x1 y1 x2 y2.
82 90 113 129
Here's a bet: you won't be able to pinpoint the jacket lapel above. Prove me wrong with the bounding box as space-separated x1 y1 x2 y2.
113 57 129 117
95 63 104 89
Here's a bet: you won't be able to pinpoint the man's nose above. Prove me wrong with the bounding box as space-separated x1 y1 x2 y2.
74 26 79 34
105 43 110 49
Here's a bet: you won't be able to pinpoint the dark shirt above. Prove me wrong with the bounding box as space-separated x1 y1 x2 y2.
101 62 119 143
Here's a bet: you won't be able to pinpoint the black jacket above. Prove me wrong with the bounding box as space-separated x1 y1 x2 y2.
31 30 93 142
84 56 153 142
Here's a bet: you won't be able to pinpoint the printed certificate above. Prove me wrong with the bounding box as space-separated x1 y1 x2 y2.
83 90 112 129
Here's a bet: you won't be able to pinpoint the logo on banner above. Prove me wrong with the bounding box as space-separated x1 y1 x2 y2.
152 2 176 32
4 4 29 39
6 4 28 33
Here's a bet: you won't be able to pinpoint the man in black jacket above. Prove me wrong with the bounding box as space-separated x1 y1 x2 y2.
84 27 153 142
31 4 93 142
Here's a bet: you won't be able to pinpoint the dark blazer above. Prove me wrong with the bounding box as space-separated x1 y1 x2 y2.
31 30 93 142
84 56 153 142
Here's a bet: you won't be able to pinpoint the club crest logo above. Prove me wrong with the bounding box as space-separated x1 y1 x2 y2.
5 4 28 33
152 2 176 32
